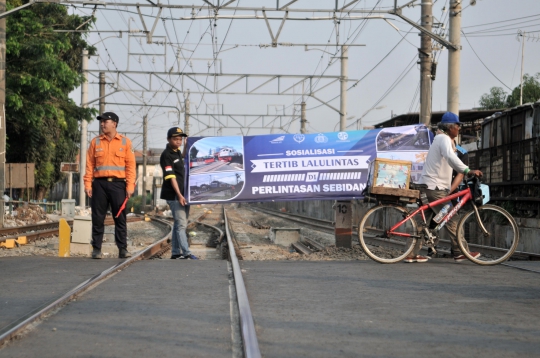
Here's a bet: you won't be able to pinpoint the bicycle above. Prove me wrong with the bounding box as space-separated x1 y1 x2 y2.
358 176 519 265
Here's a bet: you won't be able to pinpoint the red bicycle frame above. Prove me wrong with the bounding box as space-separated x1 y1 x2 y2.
387 185 474 238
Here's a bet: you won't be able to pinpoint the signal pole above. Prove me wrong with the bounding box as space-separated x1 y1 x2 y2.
419 0 433 125
447 0 462 114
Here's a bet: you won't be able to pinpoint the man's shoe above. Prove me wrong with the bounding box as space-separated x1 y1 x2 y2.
454 252 481 262
170 254 185 259
92 248 102 259
404 255 428 263
119 248 132 259
186 254 199 260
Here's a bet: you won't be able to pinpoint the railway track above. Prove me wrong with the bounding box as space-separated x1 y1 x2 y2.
0 216 143 245
251 205 540 265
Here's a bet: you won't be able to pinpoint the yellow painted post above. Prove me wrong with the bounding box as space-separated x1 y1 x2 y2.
58 218 71 257
16 236 27 245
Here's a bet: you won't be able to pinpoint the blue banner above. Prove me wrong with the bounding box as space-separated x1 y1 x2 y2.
185 125 431 204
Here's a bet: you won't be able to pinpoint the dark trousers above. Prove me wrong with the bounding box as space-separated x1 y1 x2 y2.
91 180 127 250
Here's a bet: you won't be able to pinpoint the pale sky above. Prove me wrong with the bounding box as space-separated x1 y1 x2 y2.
67 0 540 149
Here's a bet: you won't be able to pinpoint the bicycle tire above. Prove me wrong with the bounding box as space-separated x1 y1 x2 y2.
457 204 519 266
358 204 418 264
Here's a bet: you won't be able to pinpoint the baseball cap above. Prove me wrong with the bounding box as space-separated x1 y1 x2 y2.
167 127 188 138
440 112 461 125
97 112 119 123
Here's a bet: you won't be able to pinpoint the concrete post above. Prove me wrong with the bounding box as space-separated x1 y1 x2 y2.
339 45 348 131
185 97 190 135
334 200 352 248
79 49 89 208
420 0 433 125
99 72 105 135
447 0 462 114
141 114 148 213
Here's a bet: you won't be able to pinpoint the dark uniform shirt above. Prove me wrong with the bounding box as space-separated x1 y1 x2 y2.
160 145 185 200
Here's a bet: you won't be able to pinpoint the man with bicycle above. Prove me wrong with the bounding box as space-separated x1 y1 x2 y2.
405 112 483 263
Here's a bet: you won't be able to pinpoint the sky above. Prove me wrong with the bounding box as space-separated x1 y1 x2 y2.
66 0 540 149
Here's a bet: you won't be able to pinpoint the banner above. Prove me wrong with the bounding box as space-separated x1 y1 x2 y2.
185 125 431 204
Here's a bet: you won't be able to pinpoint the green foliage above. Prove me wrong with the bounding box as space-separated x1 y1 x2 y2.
127 195 152 213
479 73 540 110
479 87 507 110
506 73 540 107
6 1 96 196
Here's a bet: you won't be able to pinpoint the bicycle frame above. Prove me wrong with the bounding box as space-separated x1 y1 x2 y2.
387 185 474 239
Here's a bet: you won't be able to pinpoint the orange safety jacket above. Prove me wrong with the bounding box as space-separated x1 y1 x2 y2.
84 133 136 192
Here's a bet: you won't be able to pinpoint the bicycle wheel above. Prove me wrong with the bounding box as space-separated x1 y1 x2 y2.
358 204 418 264
457 204 519 265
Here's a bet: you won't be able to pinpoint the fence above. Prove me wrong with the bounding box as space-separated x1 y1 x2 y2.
468 137 540 217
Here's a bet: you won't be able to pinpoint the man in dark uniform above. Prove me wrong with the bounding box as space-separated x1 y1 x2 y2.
84 112 136 259
160 127 198 260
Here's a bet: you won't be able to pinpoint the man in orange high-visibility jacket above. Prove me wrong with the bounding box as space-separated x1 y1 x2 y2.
84 112 136 259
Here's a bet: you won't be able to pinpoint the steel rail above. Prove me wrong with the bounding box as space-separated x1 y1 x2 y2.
0 217 142 244
0 217 172 346
223 208 261 358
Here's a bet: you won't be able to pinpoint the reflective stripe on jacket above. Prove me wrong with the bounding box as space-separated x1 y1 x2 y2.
83 133 136 191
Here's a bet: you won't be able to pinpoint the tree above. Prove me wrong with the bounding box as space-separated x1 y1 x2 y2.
506 73 540 107
478 87 507 110
478 73 540 110
190 146 199 160
6 0 96 199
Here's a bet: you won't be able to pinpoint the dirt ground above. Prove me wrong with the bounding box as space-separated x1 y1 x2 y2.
225 204 372 261
3 205 54 227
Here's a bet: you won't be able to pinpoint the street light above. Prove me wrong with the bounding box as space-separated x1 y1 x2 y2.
352 105 387 130
333 115 356 131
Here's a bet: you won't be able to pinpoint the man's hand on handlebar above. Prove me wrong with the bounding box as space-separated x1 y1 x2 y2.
468 169 483 178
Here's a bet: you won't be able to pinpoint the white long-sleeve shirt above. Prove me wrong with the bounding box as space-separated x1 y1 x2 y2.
419 133 468 190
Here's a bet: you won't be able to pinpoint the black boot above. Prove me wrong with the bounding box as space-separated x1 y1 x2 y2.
119 248 132 258
92 248 102 259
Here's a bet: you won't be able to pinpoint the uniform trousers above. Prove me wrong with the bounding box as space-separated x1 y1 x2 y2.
91 179 128 250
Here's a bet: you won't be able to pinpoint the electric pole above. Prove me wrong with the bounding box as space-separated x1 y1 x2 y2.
141 113 148 213
0 0 5 227
300 101 307 134
520 31 525 106
419 0 433 125
339 45 348 131
447 0 462 115
79 49 89 207
99 72 105 134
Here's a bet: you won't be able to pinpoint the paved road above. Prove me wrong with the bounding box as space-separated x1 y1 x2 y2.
0 257 117 330
242 259 540 358
2 260 233 357
2 258 539 357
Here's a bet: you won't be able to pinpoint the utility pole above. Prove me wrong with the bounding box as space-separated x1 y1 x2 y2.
447 0 462 115
339 45 348 131
79 49 89 207
520 31 525 106
141 114 148 213
0 0 5 227
99 72 105 134
419 0 433 125
300 101 307 134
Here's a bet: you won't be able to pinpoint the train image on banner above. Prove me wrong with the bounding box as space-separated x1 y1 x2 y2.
217 147 241 162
